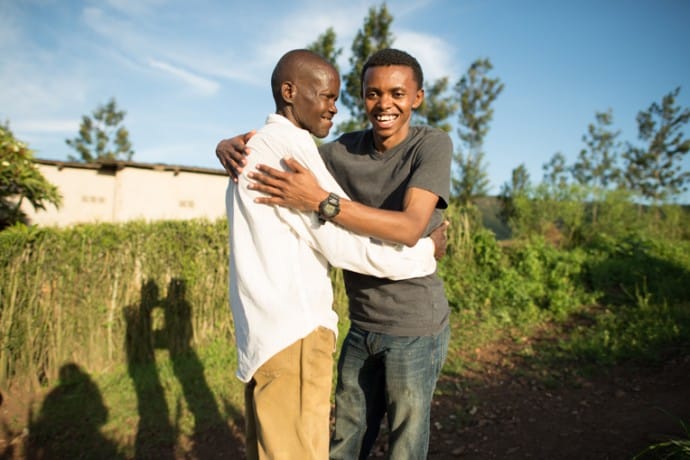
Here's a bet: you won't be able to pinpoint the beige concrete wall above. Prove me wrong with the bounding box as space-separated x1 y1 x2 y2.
22 161 230 227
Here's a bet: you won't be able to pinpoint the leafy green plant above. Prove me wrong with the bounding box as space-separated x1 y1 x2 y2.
633 410 690 460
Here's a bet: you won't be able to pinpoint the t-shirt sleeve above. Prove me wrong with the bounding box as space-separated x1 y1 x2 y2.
408 129 453 209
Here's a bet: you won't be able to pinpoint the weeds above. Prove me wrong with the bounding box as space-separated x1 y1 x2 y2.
633 410 690 460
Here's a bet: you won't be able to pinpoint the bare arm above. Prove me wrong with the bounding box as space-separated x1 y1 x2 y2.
248 157 439 247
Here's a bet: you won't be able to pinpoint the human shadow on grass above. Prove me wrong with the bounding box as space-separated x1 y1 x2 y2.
25 363 123 460
125 278 244 459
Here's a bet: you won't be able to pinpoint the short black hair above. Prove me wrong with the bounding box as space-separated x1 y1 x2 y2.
360 48 424 93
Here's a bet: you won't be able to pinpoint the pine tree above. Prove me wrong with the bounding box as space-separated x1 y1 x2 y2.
622 87 690 204
452 58 504 204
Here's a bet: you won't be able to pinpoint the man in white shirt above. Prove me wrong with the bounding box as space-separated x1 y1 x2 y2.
227 48 445 460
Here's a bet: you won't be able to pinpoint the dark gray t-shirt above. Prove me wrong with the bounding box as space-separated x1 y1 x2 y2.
318 126 452 336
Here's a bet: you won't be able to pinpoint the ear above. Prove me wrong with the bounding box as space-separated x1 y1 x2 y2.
281 81 296 103
412 88 425 110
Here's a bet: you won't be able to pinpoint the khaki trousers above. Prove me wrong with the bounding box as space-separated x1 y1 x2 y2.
245 326 335 460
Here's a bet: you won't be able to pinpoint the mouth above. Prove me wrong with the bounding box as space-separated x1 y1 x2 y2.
373 113 398 128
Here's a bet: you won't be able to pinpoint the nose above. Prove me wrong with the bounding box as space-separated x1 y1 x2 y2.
378 93 393 109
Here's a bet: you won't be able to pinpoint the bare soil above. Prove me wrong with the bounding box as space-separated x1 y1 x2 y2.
1 333 688 460
425 342 690 459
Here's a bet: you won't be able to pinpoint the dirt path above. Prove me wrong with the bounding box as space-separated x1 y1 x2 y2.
426 344 690 459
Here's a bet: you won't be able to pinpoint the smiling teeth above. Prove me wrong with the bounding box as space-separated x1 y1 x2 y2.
377 114 396 121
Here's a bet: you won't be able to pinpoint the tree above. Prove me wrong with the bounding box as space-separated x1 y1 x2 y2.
453 151 491 205
336 2 394 134
452 58 504 204
498 163 530 223
414 76 457 132
571 110 622 224
622 87 690 204
66 98 134 162
1 124 62 228
571 110 621 189
542 152 569 190
308 27 343 73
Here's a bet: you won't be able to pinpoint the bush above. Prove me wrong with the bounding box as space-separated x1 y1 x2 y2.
0 219 232 387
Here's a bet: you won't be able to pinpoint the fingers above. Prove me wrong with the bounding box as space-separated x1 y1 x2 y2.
254 163 287 179
216 137 251 182
249 181 283 198
435 220 450 231
247 172 281 190
243 130 257 142
282 156 308 173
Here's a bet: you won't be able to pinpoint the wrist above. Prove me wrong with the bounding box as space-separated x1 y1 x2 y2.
313 190 329 212
318 192 341 222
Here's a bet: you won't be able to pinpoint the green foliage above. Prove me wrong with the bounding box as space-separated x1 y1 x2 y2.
66 97 134 162
498 163 530 225
307 27 343 73
440 210 592 325
584 233 690 307
454 59 504 150
622 86 690 203
452 58 503 203
634 411 690 460
0 219 231 388
453 150 491 205
0 124 62 228
509 182 588 246
571 109 622 190
414 76 458 132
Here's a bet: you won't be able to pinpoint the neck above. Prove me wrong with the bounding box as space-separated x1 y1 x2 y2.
372 126 410 153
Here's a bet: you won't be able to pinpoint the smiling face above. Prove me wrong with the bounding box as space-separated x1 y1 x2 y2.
283 63 340 139
362 64 424 152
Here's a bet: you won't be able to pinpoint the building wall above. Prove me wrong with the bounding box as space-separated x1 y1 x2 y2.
22 160 230 227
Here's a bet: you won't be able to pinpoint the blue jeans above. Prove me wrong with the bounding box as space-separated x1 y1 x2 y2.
330 323 450 460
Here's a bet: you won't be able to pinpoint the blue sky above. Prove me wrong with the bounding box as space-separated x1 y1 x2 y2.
2 0 690 202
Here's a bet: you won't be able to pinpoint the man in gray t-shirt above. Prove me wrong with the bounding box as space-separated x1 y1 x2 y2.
216 48 452 460
319 125 451 338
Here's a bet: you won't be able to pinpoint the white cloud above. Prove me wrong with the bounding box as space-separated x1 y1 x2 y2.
396 31 461 83
0 49 91 118
148 59 220 95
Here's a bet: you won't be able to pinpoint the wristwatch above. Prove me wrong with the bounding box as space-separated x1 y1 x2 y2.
318 192 340 223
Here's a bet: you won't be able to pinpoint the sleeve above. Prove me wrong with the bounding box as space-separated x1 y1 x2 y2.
408 129 453 209
279 208 436 280
254 128 437 280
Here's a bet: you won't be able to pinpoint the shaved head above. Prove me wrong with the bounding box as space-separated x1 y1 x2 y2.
271 49 336 107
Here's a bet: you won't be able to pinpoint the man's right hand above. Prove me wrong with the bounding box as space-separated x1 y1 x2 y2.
429 221 450 260
215 130 256 182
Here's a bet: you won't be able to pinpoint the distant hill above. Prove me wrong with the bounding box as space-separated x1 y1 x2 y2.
474 196 512 240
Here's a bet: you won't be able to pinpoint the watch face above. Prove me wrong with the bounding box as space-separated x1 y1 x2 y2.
323 203 336 216
319 193 340 219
